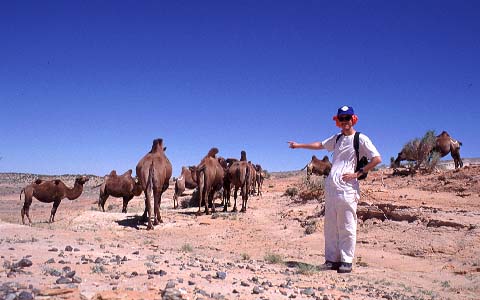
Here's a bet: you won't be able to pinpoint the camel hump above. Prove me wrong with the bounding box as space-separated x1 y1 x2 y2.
123 169 133 176
240 150 247 161
312 155 317 160
109 170 117 176
322 155 330 162
206 148 219 158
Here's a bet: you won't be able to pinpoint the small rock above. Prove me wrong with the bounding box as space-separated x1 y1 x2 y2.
18 291 34 300
72 276 82 283
45 258 55 264
252 286 263 294
165 280 176 289
48 248 58 252
301 287 315 296
216 271 227 280
241 281 250 287
65 271 76 278
65 246 73 252
56 277 72 284
14 258 33 268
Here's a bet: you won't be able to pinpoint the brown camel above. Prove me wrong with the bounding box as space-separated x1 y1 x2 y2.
195 148 224 215
136 139 172 230
393 131 463 169
98 169 143 213
247 161 257 196
434 131 463 169
20 176 89 224
173 166 198 209
254 164 264 196
302 155 332 180
225 151 250 212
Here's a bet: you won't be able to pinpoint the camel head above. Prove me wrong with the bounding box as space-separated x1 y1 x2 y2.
240 151 247 161
75 176 89 185
217 157 228 169
206 148 219 158
150 138 165 153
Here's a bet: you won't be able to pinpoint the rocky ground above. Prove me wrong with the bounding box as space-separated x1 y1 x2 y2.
0 164 479 300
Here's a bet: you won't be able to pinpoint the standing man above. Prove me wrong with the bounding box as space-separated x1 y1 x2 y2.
288 105 381 273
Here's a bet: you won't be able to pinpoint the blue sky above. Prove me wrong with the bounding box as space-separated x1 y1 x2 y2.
0 1 479 176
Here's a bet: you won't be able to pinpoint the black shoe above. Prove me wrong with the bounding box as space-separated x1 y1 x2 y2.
319 261 340 271
337 262 352 273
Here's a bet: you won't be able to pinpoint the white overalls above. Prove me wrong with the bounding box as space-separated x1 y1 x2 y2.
321 132 380 263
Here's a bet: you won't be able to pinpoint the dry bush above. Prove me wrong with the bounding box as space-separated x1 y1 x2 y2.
298 176 325 202
396 130 439 174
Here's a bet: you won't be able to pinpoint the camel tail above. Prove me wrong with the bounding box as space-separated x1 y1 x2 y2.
20 188 25 203
147 163 155 196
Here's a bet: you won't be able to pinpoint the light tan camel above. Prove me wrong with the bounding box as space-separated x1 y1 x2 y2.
225 151 250 212
173 166 198 209
302 155 332 180
20 176 89 224
136 139 172 230
434 131 463 169
98 169 143 213
195 148 224 215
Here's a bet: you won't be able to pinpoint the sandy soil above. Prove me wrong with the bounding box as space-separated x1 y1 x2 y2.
0 166 479 300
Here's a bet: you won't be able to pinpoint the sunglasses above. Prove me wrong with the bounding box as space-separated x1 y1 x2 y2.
337 115 352 122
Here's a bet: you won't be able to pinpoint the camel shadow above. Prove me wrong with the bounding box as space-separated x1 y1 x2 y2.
116 215 144 230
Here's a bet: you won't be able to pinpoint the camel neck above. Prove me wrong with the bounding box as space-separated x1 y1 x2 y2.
66 182 84 200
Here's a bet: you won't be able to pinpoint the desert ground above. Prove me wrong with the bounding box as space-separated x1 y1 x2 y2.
1 162 479 300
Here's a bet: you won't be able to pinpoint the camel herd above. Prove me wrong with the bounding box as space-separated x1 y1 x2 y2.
19 138 265 230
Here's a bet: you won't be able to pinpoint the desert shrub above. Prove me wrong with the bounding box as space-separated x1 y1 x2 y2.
283 187 298 197
397 130 439 173
240 253 250 261
91 264 107 274
181 243 193 252
298 176 325 201
264 253 283 264
297 262 318 275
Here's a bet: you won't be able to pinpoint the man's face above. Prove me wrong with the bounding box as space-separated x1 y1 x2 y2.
337 114 353 130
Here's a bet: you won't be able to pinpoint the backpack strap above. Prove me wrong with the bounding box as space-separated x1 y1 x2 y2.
354 131 360 171
335 133 343 144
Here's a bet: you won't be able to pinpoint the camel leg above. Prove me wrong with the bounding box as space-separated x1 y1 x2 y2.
204 188 210 215
173 193 177 209
209 191 216 213
232 188 238 212
49 200 61 223
21 201 33 225
241 184 248 212
153 188 163 225
223 185 230 212
122 196 133 213
99 194 108 212
143 191 154 230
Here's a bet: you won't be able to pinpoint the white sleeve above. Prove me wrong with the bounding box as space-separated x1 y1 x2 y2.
359 134 380 159
322 134 340 152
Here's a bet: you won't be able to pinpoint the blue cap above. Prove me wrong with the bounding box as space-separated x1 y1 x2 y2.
337 105 354 116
